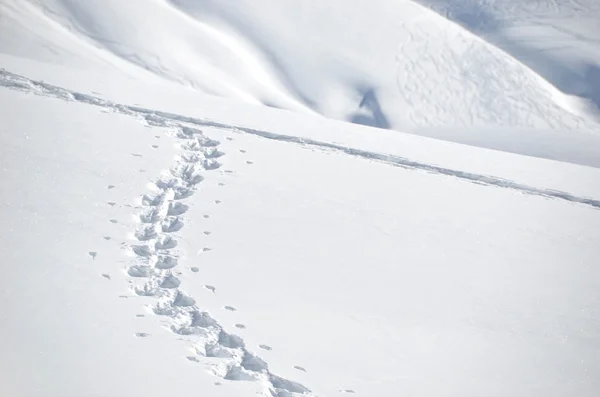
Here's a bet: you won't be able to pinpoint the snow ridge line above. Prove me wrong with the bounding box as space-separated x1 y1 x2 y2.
0 70 312 396
126 122 311 397
1 69 599 210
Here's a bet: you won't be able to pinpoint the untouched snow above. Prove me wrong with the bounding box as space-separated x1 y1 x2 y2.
1 1 600 397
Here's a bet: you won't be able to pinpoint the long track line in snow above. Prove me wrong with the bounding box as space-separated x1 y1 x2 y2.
1 68 599 210
126 122 312 396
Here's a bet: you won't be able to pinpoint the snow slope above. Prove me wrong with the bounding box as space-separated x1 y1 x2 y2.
2 66 600 397
1 0 599 165
2 1 600 397
416 0 600 120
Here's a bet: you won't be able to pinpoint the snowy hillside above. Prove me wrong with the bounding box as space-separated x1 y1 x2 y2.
1 1 600 397
3 0 600 163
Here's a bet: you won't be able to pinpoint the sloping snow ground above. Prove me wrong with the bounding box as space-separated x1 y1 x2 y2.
415 0 600 118
412 0 600 161
2 65 600 397
1 1 600 397
1 0 600 165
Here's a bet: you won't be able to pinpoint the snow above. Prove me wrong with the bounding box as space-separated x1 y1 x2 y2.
415 0 600 119
2 0 600 160
1 1 600 397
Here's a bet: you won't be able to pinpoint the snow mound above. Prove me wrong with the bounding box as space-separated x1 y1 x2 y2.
2 0 599 134
416 0 600 123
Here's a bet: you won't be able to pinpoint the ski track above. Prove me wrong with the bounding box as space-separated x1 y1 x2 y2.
1 69 598 210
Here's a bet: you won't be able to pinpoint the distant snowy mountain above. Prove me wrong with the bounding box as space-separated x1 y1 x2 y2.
1 1 599 397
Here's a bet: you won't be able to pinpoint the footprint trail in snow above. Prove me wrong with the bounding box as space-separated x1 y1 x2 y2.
119 119 313 395
7 68 600 396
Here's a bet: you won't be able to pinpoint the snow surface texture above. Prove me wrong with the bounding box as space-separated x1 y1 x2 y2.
416 0 600 119
1 1 600 397
1 0 600 165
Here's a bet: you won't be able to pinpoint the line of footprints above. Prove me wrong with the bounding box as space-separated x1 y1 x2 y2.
90 125 359 395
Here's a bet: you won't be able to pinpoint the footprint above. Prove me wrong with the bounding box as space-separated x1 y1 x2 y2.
135 314 145 318
107 185 115 189
168 202 188 216
246 161 254 165
224 170 234 174
226 137 233 141
294 366 307 372
214 382 222 386
198 247 212 254
131 153 143 157
154 235 177 250
203 214 210 219
88 252 97 260
235 324 246 329
101 273 111 280
135 226 157 241
218 182 225 186
205 285 216 293
152 145 159 149
214 200 221 204
160 275 180 289
186 356 200 362
109 219 118 224
173 292 195 307
203 231 211 235
107 202 116 206
161 217 184 233
155 256 178 270
190 267 200 273
239 149 247 153
259 344 272 351
103 237 111 240
135 332 150 338
224 306 236 312
127 264 152 277
154 135 160 139
139 169 146 173
132 245 153 257
340 390 356 394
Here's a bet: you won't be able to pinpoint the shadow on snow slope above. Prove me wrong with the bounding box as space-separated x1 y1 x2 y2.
415 0 600 122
